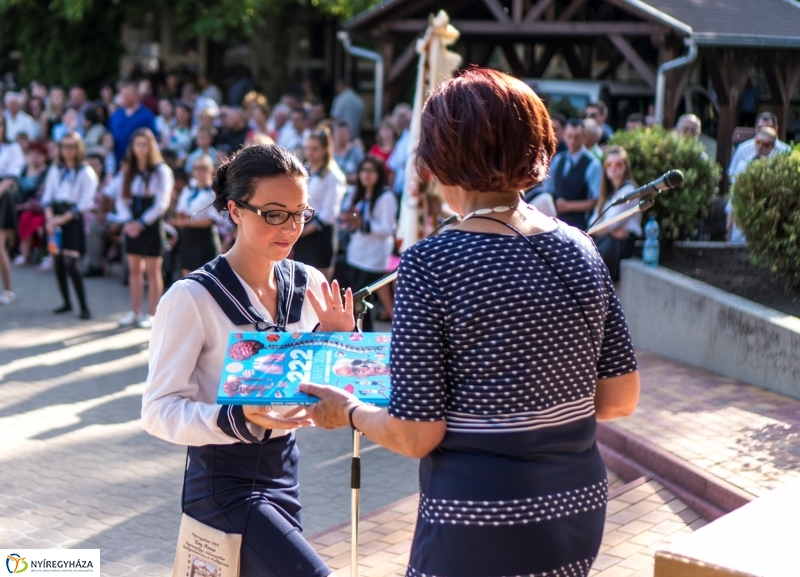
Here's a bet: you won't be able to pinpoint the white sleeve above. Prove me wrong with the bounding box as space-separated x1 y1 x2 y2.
40 166 59 206
76 167 99 212
368 192 398 238
140 163 174 225
175 186 191 215
141 283 239 446
313 171 345 225
0 143 26 178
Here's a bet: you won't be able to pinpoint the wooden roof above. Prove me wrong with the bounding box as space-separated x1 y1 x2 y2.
345 0 800 48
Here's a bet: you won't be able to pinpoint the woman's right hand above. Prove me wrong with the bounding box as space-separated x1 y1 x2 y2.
243 405 314 431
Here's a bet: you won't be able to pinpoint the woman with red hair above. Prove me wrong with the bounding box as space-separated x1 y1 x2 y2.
304 69 640 577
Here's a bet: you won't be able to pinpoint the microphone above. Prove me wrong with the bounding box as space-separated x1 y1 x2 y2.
610 170 684 207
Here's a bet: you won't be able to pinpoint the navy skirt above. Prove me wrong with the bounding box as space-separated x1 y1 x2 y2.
183 433 330 577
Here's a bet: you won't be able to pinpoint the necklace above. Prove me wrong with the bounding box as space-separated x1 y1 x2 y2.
462 205 515 221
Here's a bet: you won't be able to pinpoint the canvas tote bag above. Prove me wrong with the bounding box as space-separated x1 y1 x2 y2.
172 444 264 577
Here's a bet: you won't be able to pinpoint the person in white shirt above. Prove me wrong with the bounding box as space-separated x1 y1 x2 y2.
294 128 346 279
168 155 221 275
141 143 355 577
41 132 99 318
3 92 40 141
728 112 790 180
277 109 310 157
117 128 174 328
589 146 642 281
727 127 782 244
340 157 398 331
0 115 27 305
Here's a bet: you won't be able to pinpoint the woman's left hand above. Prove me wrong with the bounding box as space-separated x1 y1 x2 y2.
306 279 355 332
300 382 360 429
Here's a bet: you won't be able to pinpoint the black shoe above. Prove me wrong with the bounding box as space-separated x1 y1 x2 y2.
53 304 73 314
83 267 104 278
79 309 92 320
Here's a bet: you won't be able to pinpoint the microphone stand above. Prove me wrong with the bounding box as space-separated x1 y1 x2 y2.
587 197 654 236
347 213 459 577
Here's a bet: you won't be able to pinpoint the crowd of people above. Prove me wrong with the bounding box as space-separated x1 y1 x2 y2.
0 74 414 329
1 71 791 320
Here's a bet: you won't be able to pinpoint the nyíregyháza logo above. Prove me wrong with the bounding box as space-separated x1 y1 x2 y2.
6 554 28 574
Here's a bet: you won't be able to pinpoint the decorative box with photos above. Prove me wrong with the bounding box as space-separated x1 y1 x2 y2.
216 332 392 406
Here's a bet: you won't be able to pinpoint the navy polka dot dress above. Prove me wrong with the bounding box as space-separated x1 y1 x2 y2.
389 220 638 577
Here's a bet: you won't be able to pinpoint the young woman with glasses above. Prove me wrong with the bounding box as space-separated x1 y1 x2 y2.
589 146 642 281
142 143 355 577
41 131 99 318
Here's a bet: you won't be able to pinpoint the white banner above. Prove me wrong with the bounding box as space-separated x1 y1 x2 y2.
3 550 100 576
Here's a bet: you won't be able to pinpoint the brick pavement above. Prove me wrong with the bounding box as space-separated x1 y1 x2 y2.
308 477 706 577
3 266 800 576
617 350 800 498
0 267 419 576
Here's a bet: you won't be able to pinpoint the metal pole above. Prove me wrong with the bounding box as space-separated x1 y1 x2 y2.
350 429 361 576
337 31 384 129
654 39 697 127
586 199 654 237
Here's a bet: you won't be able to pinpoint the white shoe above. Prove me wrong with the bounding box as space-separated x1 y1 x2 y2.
137 314 153 329
0 290 16 305
118 311 140 327
37 256 52 271
12 255 26 266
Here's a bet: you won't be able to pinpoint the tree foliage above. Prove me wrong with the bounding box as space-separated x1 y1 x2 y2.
0 0 125 92
608 127 722 242
732 146 800 285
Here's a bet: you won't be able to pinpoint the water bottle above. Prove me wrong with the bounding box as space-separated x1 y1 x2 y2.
642 217 660 267
48 227 62 255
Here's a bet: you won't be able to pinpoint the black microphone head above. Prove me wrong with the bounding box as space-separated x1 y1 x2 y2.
665 169 685 188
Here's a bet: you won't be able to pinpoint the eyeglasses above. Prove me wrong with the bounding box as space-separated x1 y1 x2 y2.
61 143 77 150
755 139 775 147
233 200 315 225
604 160 625 170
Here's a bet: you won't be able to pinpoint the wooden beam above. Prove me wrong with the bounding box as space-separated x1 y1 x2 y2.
594 51 625 79
762 51 800 141
482 0 511 22
388 20 667 36
388 36 420 83
513 0 523 22
664 60 696 128
560 45 584 78
524 0 555 23
702 48 729 106
532 45 557 77
558 0 586 22
500 44 526 76
607 33 656 88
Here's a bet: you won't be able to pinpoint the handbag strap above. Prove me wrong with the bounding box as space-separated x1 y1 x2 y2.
467 216 599 363
181 442 266 534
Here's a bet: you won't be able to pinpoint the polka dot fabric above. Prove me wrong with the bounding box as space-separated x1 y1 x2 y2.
388 221 637 577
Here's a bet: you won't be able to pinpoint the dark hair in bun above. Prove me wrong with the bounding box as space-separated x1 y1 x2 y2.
212 144 308 216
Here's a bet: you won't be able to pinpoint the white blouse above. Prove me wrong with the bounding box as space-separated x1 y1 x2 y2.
114 163 174 225
141 261 329 446
41 164 98 212
0 142 25 179
308 164 347 227
175 185 221 224
346 190 398 273
590 183 643 237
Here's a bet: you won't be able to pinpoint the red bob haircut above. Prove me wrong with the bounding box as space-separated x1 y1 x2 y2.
417 68 556 193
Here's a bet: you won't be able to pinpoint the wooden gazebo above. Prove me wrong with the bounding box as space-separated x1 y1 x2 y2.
343 0 800 174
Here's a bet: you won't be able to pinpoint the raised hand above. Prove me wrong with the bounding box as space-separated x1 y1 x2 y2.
306 279 356 333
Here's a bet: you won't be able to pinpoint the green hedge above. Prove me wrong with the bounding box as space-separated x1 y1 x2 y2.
608 127 721 242
731 146 800 284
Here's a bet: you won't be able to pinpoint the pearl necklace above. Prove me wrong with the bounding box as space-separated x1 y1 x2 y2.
462 205 514 221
